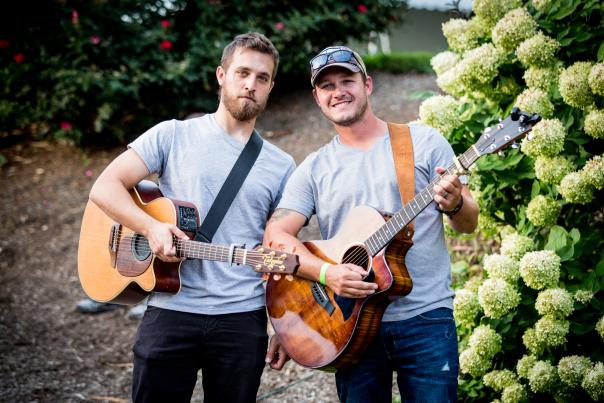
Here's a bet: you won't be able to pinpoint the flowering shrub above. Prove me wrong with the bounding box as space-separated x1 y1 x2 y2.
422 0 604 401
1 1 404 144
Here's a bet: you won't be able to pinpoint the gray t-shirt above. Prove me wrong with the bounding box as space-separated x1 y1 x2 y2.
277 123 455 321
129 113 295 315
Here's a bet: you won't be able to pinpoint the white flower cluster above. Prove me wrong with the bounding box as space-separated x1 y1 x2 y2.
453 288 481 326
573 289 594 304
584 109 604 139
519 250 560 290
557 355 592 387
526 195 560 227
460 325 501 376
523 66 559 93
501 383 527 403
558 171 594 204
535 288 573 318
419 95 462 137
521 118 566 158
483 369 517 391
535 316 569 347
442 18 486 53
474 0 521 26
517 354 538 379
597 315 604 341
527 360 558 393
430 51 460 76
492 8 538 52
559 61 596 109
531 0 553 11
500 233 534 260
516 32 560 67
534 155 574 185
484 253 520 283
514 88 554 118
478 278 521 318
588 62 604 96
580 154 604 189
457 43 503 92
582 362 604 401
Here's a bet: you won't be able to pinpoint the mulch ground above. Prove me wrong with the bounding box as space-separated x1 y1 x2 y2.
0 72 438 402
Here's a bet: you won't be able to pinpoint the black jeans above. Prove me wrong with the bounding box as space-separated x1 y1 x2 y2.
132 306 268 403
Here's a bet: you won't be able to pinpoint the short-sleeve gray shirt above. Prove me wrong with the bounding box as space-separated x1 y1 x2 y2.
277 123 455 321
129 113 295 315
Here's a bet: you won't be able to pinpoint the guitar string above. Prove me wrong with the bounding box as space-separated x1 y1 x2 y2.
341 146 480 267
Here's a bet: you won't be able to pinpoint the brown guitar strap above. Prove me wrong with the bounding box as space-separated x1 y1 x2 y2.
388 122 415 236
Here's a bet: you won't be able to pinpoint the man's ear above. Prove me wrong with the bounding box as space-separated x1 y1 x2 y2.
365 75 373 96
216 65 225 86
312 88 320 106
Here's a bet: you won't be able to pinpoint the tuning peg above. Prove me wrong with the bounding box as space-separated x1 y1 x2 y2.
529 113 541 125
273 274 281 281
257 247 265 253
285 275 293 281
511 142 520 149
527 133 534 141
510 107 520 121
498 150 505 157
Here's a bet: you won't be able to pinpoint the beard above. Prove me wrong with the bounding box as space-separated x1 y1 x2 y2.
325 96 368 127
221 87 267 122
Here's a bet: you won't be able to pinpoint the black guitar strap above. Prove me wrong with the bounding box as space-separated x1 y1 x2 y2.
194 129 263 243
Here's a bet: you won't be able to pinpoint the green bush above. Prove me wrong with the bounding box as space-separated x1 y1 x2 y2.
421 0 604 401
363 51 434 74
0 1 406 145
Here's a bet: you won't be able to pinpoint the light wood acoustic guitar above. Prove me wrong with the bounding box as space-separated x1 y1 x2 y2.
266 108 541 371
78 180 299 305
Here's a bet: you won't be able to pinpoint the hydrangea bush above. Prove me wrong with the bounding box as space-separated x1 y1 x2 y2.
422 0 604 401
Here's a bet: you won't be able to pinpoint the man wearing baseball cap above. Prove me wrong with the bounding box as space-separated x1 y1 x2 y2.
264 45 478 402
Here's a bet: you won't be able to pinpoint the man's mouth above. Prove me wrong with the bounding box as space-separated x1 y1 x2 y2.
331 100 351 108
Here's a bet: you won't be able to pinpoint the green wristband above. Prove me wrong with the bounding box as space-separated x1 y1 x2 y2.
319 262 331 285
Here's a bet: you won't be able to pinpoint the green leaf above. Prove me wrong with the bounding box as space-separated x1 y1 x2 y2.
598 41 604 61
545 225 569 251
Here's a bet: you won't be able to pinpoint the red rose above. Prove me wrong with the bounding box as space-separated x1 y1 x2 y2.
90 35 101 45
357 4 368 13
161 20 170 28
71 10 79 25
159 40 173 50
14 53 24 64
275 22 284 30
60 122 73 130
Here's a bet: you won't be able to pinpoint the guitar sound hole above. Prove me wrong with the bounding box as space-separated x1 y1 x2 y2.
131 234 151 261
342 245 370 271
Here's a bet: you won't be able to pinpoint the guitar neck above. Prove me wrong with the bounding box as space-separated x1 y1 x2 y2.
364 145 481 256
177 239 248 265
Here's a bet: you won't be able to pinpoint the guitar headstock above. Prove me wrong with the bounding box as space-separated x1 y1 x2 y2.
475 107 541 156
250 245 300 276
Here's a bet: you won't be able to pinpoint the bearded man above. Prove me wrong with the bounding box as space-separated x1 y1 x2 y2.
86 32 295 402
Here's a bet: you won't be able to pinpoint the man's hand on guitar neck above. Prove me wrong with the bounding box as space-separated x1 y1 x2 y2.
144 221 188 263
324 263 377 298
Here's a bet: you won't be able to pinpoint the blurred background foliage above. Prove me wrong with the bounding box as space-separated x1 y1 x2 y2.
0 0 414 146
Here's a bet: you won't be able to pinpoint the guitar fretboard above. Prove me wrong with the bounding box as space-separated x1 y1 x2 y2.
364 145 480 256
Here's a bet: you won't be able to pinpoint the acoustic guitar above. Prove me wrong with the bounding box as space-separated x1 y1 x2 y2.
78 180 299 305
266 108 541 371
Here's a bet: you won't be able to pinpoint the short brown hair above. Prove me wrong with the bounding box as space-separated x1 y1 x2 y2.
221 32 280 80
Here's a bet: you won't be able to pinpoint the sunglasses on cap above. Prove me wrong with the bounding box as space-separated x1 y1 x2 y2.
309 48 362 71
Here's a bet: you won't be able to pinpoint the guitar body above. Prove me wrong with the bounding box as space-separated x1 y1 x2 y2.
266 205 413 371
77 181 199 305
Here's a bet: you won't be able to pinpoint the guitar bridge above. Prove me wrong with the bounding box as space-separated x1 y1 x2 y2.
109 223 121 268
311 282 335 316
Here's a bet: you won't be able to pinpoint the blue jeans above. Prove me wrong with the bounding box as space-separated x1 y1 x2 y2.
335 308 458 403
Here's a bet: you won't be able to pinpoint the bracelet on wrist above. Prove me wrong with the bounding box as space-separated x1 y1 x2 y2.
319 262 331 285
436 195 464 217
